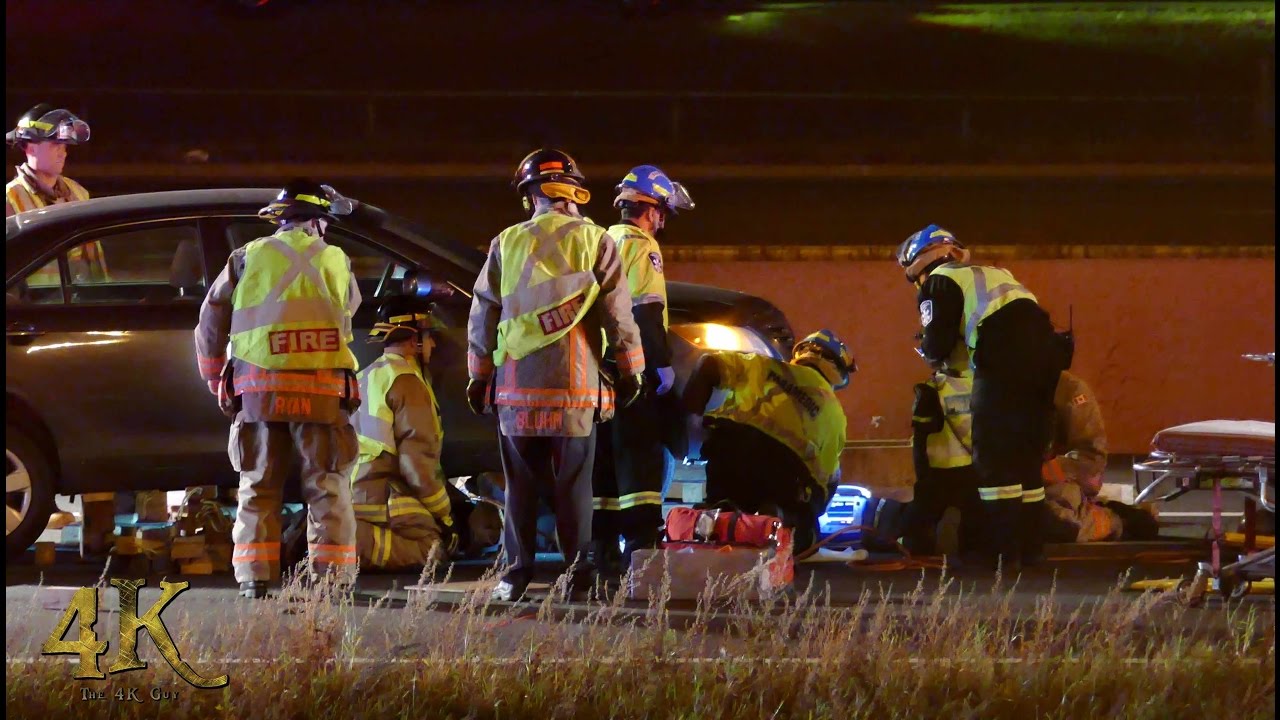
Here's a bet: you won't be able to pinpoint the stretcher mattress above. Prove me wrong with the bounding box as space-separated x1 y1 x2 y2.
1151 420 1276 458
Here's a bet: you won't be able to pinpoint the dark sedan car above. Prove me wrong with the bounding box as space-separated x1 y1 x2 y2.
5 189 794 555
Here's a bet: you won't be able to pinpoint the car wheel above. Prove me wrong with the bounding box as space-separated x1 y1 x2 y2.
6 425 56 558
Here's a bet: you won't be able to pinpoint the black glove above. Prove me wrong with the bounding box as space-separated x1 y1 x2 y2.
466 378 488 415
440 524 461 557
616 372 644 409
911 383 944 434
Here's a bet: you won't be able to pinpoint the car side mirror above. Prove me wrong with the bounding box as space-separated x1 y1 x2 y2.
402 270 455 300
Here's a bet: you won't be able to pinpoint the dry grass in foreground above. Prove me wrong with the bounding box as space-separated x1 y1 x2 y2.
5 564 1276 720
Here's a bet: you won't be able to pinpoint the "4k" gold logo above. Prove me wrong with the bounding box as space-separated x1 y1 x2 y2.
41 579 229 688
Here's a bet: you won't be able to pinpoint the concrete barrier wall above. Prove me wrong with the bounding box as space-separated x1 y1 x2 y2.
666 257 1276 454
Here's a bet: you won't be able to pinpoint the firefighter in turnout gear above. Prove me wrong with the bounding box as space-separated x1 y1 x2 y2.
6 106 105 284
1042 371 1159 543
682 330 853 553
195 179 362 599
467 149 647 602
902 344 984 559
592 165 695 574
350 299 460 570
7 104 114 558
897 224 1066 570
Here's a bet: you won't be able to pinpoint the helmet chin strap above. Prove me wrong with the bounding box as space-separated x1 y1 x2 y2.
793 353 842 388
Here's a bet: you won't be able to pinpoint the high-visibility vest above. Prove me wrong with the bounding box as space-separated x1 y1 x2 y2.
355 353 438 462
930 263 1037 351
10 173 100 286
703 351 847 488
607 223 668 329
494 212 602 366
352 352 451 523
229 228 357 370
5 171 90 214
924 370 974 469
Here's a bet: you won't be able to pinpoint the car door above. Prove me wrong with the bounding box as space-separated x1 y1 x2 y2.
220 218 501 478
5 217 228 494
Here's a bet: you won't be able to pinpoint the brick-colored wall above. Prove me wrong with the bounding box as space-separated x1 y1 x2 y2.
667 257 1276 454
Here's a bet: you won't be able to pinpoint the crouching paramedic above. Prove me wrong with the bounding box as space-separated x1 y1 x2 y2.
195 180 362 599
902 346 983 557
1042 369 1158 542
682 330 854 553
351 299 458 570
897 224 1063 570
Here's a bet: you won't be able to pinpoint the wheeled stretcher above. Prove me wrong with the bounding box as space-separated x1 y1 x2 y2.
1131 353 1275 603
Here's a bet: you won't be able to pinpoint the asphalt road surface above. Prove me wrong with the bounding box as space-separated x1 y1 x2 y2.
6 539 1274 652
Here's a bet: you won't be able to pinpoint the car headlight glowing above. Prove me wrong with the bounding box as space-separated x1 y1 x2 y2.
671 322 779 358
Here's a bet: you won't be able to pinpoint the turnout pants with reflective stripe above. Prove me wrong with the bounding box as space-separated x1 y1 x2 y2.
355 520 441 571
498 431 597 586
970 305 1060 565
229 419 359 583
592 390 667 548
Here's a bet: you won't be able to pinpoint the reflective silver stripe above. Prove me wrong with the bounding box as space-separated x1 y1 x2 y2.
617 491 664 509
592 498 621 511
966 267 1027 346
632 293 665 306
1021 487 1047 503
354 504 389 522
230 237 349 337
500 220 595 321
230 297 347 334
978 485 1024 502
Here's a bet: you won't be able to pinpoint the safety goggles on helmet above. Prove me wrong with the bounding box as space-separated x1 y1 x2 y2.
368 311 445 344
7 109 90 146
793 329 857 390
257 183 355 224
667 181 695 213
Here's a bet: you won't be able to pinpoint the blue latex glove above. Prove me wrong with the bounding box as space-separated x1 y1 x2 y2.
655 366 676 396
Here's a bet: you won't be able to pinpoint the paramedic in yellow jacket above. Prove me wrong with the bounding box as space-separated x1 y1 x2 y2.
8 104 115 557
466 149 646 602
592 165 695 572
195 180 362 599
682 330 855 553
351 300 459 570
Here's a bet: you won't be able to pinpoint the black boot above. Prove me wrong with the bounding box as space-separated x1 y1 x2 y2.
592 539 624 579
239 581 268 599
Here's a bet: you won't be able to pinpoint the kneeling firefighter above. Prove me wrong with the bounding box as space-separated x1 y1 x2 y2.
351 299 502 569
682 330 854 553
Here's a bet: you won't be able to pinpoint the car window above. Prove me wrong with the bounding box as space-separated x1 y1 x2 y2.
226 220 406 299
14 224 206 305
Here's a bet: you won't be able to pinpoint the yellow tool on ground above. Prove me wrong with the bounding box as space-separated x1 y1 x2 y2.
1127 577 1274 595
1222 532 1275 549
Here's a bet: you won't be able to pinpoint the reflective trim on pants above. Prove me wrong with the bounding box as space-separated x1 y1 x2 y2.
617 491 664 509
978 485 1024 502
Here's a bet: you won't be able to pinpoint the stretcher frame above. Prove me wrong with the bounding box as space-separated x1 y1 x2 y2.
1131 355 1275 603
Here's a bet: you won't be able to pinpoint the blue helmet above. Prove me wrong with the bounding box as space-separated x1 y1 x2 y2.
896 224 963 268
614 165 695 214
793 329 857 390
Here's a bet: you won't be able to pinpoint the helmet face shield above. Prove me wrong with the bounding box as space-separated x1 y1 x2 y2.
13 108 91 145
319 184 354 217
667 181 695 213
